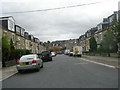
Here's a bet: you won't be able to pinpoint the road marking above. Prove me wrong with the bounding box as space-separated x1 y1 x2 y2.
0 72 18 81
80 58 116 69
75 62 88 64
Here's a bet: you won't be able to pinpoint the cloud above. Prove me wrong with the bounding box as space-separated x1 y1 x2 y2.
118 1 120 10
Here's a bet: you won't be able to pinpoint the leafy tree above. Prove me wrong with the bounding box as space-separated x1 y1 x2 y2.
50 46 61 51
47 41 50 44
2 36 10 66
60 47 66 51
89 36 97 54
26 50 31 54
15 49 31 59
112 21 120 53
101 29 118 56
9 39 15 60
97 45 104 55
96 21 119 57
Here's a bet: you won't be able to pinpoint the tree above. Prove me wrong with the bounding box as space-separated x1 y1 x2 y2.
9 39 15 60
101 29 118 56
60 47 66 51
15 49 31 59
47 41 50 44
89 36 97 54
2 36 10 66
50 46 61 51
112 21 120 54
96 21 119 57
97 45 104 55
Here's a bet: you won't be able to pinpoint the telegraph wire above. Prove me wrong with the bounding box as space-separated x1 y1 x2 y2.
2 1 102 14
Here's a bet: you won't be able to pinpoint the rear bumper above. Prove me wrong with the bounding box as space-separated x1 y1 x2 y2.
16 64 38 70
51 55 56 57
74 54 82 57
69 54 73 56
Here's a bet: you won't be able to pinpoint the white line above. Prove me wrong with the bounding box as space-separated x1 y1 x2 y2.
80 58 116 69
0 72 18 81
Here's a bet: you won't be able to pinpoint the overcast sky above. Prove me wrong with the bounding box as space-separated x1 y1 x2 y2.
1 0 119 42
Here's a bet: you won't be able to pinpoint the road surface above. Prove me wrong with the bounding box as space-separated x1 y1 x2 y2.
2 55 118 88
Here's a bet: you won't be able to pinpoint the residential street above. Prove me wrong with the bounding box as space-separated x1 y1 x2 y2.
2 55 118 88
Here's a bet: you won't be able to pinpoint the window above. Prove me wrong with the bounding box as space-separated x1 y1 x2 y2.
8 20 14 31
9 21 13 29
16 37 20 45
21 28 25 36
15 26 21 34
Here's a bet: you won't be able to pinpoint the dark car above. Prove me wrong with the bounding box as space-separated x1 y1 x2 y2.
69 52 73 56
40 51 52 62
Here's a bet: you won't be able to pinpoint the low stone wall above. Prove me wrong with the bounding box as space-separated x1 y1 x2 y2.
4 60 16 67
83 53 119 58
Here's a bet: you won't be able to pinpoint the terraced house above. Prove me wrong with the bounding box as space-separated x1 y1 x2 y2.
79 27 97 52
0 16 46 54
79 11 119 52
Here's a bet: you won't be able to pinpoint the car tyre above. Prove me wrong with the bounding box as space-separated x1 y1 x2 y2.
36 65 40 72
40 64 43 68
50 57 52 61
18 70 22 73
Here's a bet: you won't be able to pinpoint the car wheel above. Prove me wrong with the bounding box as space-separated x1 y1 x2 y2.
40 64 43 68
18 70 22 73
50 58 52 61
36 65 40 72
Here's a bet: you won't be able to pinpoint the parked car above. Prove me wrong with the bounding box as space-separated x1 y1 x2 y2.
51 52 56 57
16 54 43 73
57 51 62 55
64 49 70 55
69 52 73 56
40 51 52 62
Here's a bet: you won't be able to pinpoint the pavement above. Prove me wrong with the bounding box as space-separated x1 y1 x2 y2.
0 55 119 82
82 55 119 68
0 65 17 81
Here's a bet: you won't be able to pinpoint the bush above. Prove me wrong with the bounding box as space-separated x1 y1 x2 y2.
9 39 15 60
2 36 11 66
15 49 31 59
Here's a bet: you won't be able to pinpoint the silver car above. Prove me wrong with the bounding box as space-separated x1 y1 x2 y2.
16 54 43 73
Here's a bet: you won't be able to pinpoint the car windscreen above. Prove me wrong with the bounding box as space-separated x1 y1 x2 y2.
41 51 50 55
20 55 35 61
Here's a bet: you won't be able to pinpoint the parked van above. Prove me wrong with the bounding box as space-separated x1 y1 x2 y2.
73 46 82 57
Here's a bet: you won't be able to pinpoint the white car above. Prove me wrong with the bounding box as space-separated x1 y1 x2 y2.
16 54 43 73
51 52 56 57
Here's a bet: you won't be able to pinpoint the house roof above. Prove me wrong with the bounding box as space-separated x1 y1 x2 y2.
0 16 15 22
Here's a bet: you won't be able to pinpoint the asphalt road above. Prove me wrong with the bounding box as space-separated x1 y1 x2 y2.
2 55 118 88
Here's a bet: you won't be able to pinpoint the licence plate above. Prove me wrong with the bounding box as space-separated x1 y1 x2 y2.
22 62 26 65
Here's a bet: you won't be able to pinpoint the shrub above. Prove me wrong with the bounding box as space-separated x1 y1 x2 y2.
15 49 31 59
2 36 10 66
